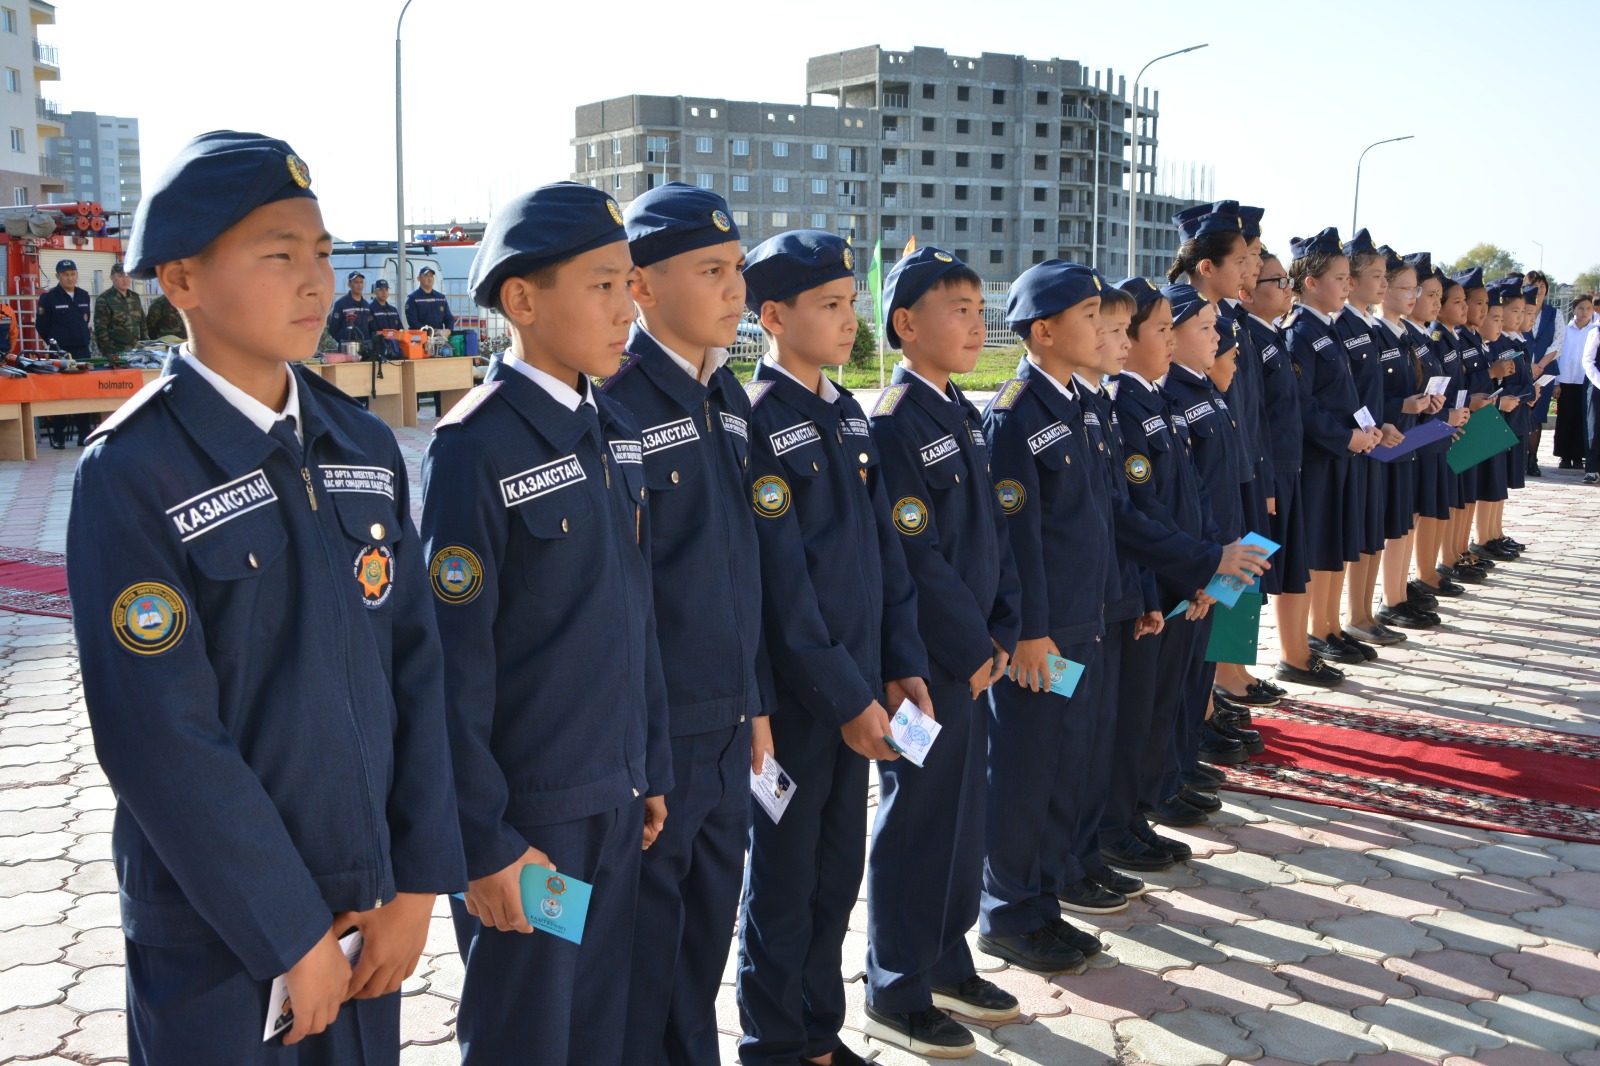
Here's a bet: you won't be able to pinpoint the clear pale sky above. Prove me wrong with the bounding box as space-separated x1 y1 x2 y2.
55 0 1597 279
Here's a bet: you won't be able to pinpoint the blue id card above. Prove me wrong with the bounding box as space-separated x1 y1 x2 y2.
1009 655 1085 697
521 866 591 945
1203 532 1281 608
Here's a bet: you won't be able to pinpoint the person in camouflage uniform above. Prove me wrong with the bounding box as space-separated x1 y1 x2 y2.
93 263 146 360
144 292 186 341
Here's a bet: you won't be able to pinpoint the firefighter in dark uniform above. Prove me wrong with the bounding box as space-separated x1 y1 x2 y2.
368 279 402 358
36 258 95 447
327 270 372 348
405 266 455 331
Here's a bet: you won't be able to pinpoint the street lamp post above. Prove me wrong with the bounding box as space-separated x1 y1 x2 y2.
1126 44 1207 277
394 0 416 327
1351 135 1413 234
1531 240 1544 271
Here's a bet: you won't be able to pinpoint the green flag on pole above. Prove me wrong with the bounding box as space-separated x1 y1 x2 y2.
868 238 885 388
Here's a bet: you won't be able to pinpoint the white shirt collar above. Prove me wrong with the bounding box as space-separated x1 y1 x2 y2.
181 348 301 443
503 353 596 411
899 362 954 402
1121 369 1159 393
1247 312 1276 331
1344 302 1378 327
1299 304 1333 326
763 353 839 403
646 326 728 387
1173 361 1209 382
1379 317 1405 337
1027 358 1077 400
1073 371 1105 396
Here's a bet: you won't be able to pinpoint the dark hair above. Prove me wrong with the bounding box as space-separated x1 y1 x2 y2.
1288 251 1344 297
1574 293 1594 306
1439 276 1462 298
1525 270 1549 288
1385 261 1417 284
1347 250 1381 275
1127 295 1168 340
928 262 983 293
1167 231 1245 284
1098 287 1136 318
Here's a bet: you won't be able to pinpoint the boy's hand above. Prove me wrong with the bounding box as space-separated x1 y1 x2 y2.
1218 539 1270 581
1009 637 1060 693
1498 395 1519 413
282 926 351 1045
1380 423 1404 447
969 640 1010 698
1134 610 1164 640
463 846 555 933
338 892 434 1000
1402 394 1428 415
886 677 933 720
1347 429 1370 454
750 715 775 774
841 701 900 761
642 796 668 851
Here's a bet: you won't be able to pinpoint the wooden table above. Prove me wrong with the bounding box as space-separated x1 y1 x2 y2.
304 360 404 427
0 402 27 461
398 356 475 427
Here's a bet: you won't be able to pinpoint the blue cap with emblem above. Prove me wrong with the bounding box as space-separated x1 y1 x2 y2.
124 130 317 280
1486 281 1514 307
1494 273 1525 286
468 181 627 310
1006 259 1103 339
1403 252 1433 278
1289 228 1343 262
742 230 856 314
1239 206 1265 241
55 259 77 273
347 270 365 282
1378 245 1405 273
1171 200 1242 242
623 181 741 268
1215 316 1239 355
1451 267 1485 292
372 279 389 290
1160 283 1212 328
1115 276 1166 311
1341 228 1378 258
883 245 968 349
1522 283 1541 302
418 266 436 277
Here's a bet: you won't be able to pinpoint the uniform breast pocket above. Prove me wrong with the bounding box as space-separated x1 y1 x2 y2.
924 452 970 494
331 494 405 614
185 517 290 657
642 452 698 538
778 445 830 481
514 489 594 599
1186 414 1219 441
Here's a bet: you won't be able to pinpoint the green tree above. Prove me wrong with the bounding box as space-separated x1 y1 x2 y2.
1572 266 1600 296
850 312 878 366
1444 243 1524 281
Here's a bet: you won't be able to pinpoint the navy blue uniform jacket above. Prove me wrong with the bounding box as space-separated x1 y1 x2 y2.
421 362 671 880
37 284 92 351
406 288 456 332
66 359 465 981
1244 313 1304 474
1163 365 1246 543
328 293 373 344
1080 381 1159 621
1287 307 1360 461
1335 306 1386 425
868 367 1021 680
745 361 927 726
600 327 771 734
370 300 403 357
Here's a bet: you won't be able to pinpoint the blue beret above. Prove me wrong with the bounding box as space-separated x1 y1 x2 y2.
1403 252 1433 278
468 182 627 310
883 246 968 349
1452 267 1485 292
624 182 740 268
1486 283 1513 308
124 130 317 280
1160 283 1213 328
1005 260 1103 336
1341 228 1378 258
1522 283 1541 302
1215 317 1239 356
1172 199 1242 242
1494 273 1525 287
742 230 856 312
1115 276 1166 311
1289 228 1343 261
55 259 77 272
1239 206 1265 241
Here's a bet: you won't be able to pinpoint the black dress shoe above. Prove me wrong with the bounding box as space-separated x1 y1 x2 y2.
1188 761 1228 786
1472 540 1517 561
1440 562 1485 585
1207 716 1264 757
1133 818 1194 861
1332 632 1379 662
1275 657 1346 688
1149 795 1209 827
1462 552 1494 570
1101 834 1176 872
1198 726 1247 766
1494 535 1526 552
1528 464 1544 477
1180 771 1219 796
861 1002 977 1058
1089 865 1146 898
931 975 1021 1022
1251 677 1288 699
1211 695 1253 726
1309 633 1363 664
976 929 1087 975
1406 579 1443 605
1377 602 1435 630
804 1044 869 1066
1178 785 1223 812
1057 877 1128 914
1343 621 1406 646
49 438 65 450
1045 916 1104 957
1416 606 1442 625
1214 683 1278 707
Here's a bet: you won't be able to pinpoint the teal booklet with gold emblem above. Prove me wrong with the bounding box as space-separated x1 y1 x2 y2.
521 866 591 945
1203 532 1280 608
1005 655 1085 698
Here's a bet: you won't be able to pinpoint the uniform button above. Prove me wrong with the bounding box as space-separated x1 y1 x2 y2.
1098 442 1105 452
1065 456 1072 465
740 715 747 723
370 523 386 540
836 430 843 442
640 487 646 500
671 470 680 484
812 461 819 471
561 518 570 533
247 552 259 569
954 474 961 483
858 453 869 464
632 787 640 797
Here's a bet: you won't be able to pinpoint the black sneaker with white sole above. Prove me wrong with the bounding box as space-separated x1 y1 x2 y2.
862 1003 976 1059
1057 876 1128 914
931 975 1021 1022
1088 864 1146 898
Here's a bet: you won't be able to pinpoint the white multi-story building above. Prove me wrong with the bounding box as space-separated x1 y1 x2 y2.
0 0 63 206
51 111 140 217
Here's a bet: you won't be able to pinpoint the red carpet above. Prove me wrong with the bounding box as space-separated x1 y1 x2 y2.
0 546 71 618
1225 699 1600 843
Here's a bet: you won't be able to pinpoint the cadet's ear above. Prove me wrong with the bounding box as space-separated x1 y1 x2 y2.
759 299 785 338
629 265 661 309
497 276 541 328
156 259 200 312
891 305 915 345
1029 316 1052 349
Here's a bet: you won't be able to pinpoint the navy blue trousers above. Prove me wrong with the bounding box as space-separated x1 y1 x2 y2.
1149 614 1211 806
980 638 1104 938
125 935 399 1066
1099 617 1163 845
866 665 985 1013
451 800 643 1066
737 712 868 1066
1047 624 1123 886
626 721 753 1066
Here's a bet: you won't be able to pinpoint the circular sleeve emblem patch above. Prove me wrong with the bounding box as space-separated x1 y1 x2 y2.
1125 454 1152 484
112 582 187 656
995 479 1025 514
429 545 484 605
893 496 929 535
752 475 791 518
354 545 394 608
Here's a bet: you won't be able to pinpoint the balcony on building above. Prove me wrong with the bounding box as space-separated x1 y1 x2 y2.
32 37 58 80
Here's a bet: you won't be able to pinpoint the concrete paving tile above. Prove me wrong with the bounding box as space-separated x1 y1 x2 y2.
1116 1009 1262 1066
60 1008 127 1062
1373 845 1485 881
64 831 111 863
1568 1050 1600 1065
401 1039 466 1065
1068 897 1165 933
0 741 76 768
64 891 123 931
1096 923 1227 973
1130 863 1206 891
73 785 117 811
0 888 74 929
0 830 75 864
1046 961 1182 1020
1311 913 1444 959
0 1002 74 1059
1192 849 1297 891
64 964 126 1012
1150 886 1264 927
1220 822 1323 854
1247 883 1367 923
0 921 72 967
981 965 1068 1020
1446 874 1564 915
992 1011 1118 1065
64 808 114 835
398 992 457 1045
63 927 124 970
65 860 118 896
422 914 458 957
1384 949 1531 1002
1548 844 1600 873
1514 905 1600 951
0 856 73 896
1339 1055 1437 1066
0 959 75 1010
1214 796 1270 824
1356 996 1509 1058
1336 878 1461 918
1416 909 1550 954
1237 1001 1384 1064
1303 818 1415 853
966 929 1009 973
1490 944 1599 1001
1156 825 1239 859
1444 1048 1579 1066
1460 844 1576 879
0 760 77 787
1469 991 1600 1052
0 805 73 837
1166 960 1299 1013
1247 798 1358 826
1205 917 1336 966
1279 953 1418 1010
1531 872 1600 910
1273 848 1393 887
871 1030 1007 1065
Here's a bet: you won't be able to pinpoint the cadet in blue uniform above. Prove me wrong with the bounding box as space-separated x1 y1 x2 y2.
419 182 671 1066
368 280 402 358
67 131 465 1066
406 266 456 332
1523 272 1560 475
734 230 930 1066
861 247 1022 1058
328 271 372 347
36 258 95 447
1427 274 1484 587
603 183 768 1066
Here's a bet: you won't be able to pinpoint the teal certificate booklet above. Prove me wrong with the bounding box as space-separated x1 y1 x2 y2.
522 866 591 945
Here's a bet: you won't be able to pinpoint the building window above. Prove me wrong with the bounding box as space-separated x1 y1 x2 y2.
77 156 91 167
812 143 828 159
586 142 596 159
991 121 1005 136
956 118 970 135
733 174 749 192
955 152 970 168
954 185 969 201
1032 250 1046 264
771 212 788 227
647 135 670 156
954 217 968 232
921 116 936 133
1036 90 1050 105
989 249 1004 264
0 9 15 33
732 138 749 156
956 85 971 102
812 178 828 195
1033 218 1046 233
1064 99 1080 118
772 176 788 193
1032 187 1047 202
614 173 623 191
7 127 19 152
1033 154 1047 171
6 68 21 93
883 215 899 230
77 139 89 148
920 183 934 198
696 173 714 189
101 138 114 150
921 149 935 166
921 83 936 100
773 142 789 157
990 153 1005 169
695 136 713 153
989 186 1004 202
612 137 621 156
993 89 1006 105
811 213 827 228
955 249 970 263
991 218 1004 234
11 187 23 206
732 210 749 227
920 216 934 231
